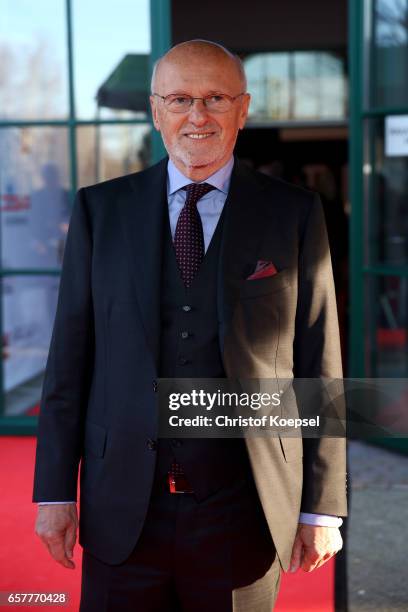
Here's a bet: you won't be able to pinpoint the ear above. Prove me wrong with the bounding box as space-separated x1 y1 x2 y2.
238 93 251 130
149 95 161 132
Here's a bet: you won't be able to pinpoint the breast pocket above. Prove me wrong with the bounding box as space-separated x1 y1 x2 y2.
240 270 291 299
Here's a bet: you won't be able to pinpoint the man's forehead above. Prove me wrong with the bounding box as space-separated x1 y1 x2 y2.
155 57 241 93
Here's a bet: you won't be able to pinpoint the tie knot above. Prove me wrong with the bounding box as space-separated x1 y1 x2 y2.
183 182 216 205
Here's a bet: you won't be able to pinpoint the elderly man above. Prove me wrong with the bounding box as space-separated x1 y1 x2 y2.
33 40 346 611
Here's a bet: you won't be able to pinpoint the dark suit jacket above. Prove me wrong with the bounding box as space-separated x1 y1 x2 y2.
33 157 347 571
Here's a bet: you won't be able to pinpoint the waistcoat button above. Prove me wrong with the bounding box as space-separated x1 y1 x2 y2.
147 439 157 451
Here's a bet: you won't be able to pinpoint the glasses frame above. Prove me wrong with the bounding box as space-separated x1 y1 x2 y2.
152 92 247 113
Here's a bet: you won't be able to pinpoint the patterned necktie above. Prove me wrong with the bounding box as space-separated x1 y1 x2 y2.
174 182 216 287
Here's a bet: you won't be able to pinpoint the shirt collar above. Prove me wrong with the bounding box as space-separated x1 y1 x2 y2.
167 156 234 196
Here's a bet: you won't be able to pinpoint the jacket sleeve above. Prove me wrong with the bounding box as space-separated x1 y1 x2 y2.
33 188 94 502
294 193 347 517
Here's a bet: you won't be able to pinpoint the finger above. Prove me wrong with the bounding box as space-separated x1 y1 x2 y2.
301 549 320 572
64 522 77 560
43 540 74 569
289 536 303 573
310 552 334 572
47 535 75 569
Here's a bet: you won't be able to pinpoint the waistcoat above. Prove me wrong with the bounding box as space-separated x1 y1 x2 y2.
156 210 251 500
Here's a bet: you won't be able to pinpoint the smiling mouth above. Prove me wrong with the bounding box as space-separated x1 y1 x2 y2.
185 133 214 140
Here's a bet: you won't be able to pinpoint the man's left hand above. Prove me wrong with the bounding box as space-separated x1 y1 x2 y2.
289 524 343 573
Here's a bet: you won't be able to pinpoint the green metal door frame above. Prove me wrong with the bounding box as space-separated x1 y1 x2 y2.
348 0 408 375
348 0 365 377
0 0 171 435
150 0 171 163
349 0 408 453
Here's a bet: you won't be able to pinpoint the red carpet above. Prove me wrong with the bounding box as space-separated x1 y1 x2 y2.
0 437 334 611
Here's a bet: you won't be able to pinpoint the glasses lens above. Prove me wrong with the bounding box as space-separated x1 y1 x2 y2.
162 94 235 113
205 95 232 112
165 95 191 112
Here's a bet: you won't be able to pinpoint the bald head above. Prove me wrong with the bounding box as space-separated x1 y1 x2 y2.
151 40 247 93
149 39 250 181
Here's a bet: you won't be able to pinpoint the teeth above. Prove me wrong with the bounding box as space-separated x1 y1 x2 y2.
187 133 212 139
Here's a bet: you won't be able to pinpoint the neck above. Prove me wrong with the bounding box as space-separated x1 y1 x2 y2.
171 157 231 182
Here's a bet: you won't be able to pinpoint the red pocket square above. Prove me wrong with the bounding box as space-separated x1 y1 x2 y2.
247 261 278 280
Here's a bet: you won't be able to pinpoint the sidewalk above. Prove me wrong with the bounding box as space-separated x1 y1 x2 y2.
348 441 408 611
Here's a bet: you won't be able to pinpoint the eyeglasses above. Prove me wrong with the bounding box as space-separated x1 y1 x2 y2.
152 92 246 113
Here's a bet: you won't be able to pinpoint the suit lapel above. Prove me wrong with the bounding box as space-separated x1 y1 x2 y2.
119 158 168 371
217 159 266 356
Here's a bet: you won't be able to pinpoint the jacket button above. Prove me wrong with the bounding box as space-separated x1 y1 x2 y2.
152 380 158 392
182 305 192 312
181 331 189 339
147 439 157 451
178 356 188 365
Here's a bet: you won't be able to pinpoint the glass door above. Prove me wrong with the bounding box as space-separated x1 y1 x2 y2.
349 0 408 450
0 0 171 434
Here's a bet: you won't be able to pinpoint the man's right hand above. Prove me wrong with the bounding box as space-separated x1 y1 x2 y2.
35 503 78 569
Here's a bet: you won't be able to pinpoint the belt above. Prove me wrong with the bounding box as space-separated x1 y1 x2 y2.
167 462 194 494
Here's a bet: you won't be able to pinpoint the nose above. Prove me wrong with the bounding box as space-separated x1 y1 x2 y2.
187 99 209 125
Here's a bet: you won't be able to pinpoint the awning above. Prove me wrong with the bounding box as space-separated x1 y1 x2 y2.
96 54 150 112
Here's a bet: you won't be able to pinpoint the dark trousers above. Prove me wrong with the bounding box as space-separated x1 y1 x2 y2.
80 473 281 612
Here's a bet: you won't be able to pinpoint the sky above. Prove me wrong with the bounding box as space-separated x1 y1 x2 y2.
1 0 151 118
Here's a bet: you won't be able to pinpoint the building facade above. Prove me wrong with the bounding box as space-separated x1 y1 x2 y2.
0 0 407 440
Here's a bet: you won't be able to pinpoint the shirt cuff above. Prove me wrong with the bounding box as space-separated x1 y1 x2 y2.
37 501 76 505
299 512 343 527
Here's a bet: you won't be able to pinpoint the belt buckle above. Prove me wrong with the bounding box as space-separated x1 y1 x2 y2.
167 472 194 494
